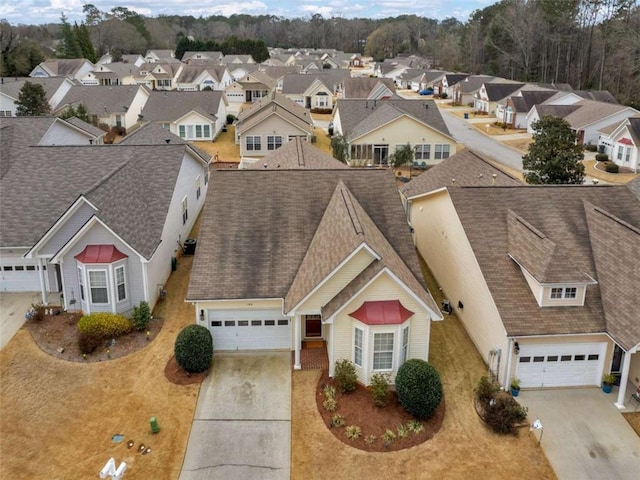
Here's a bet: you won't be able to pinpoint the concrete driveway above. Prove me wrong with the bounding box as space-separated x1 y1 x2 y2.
179 352 291 480
0 292 41 350
518 388 640 479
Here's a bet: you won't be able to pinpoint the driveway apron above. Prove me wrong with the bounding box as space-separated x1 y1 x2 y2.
0 292 41 350
179 352 291 480
518 388 640 480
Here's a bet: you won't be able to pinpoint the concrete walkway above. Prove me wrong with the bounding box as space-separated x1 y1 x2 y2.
0 292 41 350
179 352 291 480
518 388 640 479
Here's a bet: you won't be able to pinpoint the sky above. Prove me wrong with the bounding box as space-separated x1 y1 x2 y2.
3 0 495 26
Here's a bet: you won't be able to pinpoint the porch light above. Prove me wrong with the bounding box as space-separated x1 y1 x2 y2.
199 310 205 323
514 342 520 355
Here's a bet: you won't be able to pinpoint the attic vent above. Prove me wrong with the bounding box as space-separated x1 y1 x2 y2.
165 139 170 144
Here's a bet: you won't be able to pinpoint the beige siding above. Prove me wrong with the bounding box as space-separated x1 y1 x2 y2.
295 248 375 313
331 272 431 385
540 285 586 307
629 354 640 390
410 191 510 383
240 114 311 157
354 115 453 152
520 267 544 305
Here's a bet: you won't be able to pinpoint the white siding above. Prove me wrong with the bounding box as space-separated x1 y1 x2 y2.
40 122 96 146
0 93 17 116
124 88 150 128
38 203 98 256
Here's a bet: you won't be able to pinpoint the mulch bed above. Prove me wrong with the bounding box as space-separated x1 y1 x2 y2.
25 307 164 363
164 355 208 385
315 370 444 452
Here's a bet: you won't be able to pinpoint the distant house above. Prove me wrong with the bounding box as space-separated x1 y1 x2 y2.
235 92 313 157
137 62 184 91
81 62 139 86
402 150 640 410
332 98 455 167
452 75 496 106
341 77 396 100
140 90 228 141
0 77 75 116
434 73 469 98
0 117 210 315
187 167 443 385
181 51 224 64
281 74 335 110
176 64 232 91
501 89 559 129
30 59 95 82
54 85 151 131
97 53 145 67
144 49 175 63
473 82 525 115
597 116 640 173
225 70 277 105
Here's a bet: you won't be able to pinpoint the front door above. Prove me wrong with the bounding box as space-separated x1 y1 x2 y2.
304 314 322 338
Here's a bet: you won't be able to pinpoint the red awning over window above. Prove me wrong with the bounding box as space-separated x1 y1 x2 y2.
74 245 128 264
348 300 414 325
619 138 633 145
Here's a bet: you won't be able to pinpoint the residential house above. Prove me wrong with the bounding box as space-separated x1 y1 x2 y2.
0 117 210 315
0 77 75 116
434 73 469 98
81 62 140 86
30 59 95 82
526 98 639 145
144 49 175 63
242 136 348 169
332 98 455 167
261 66 303 91
226 63 259 82
597 116 640 173
181 51 224 64
412 70 448 92
55 84 151 132
473 81 525 115
281 74 335 111
137 62 184 91
395 69 427 90
341 77 396 100
97 53 145 67
222 54 256 66
501 89 559 129
453 75 496 107
235 91 313 157
176 64 232 91
225 70 277 106
186 167 442 385
140 90 228 142
402 151 640 409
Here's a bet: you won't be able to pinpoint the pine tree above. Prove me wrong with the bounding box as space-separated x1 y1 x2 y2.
74 23 97 62
522 116 585 184
57 15 82 58
15 82 51 116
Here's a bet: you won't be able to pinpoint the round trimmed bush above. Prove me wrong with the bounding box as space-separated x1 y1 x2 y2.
605 162 619 173
174 325 213 373
395 359 443 419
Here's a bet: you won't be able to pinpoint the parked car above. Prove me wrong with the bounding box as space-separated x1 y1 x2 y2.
418 88 434 96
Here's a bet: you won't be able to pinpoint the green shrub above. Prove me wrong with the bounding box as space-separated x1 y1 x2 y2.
584 144 598 152
595 153 608 162
131 301 151 331
483 392 528 434
226 113 236 124
323 384 336 398
369 372 390 407
605 162 619 173
331 413 346 428
395 359 443 419
78 331 102 354
475 376 500 404
323 397 337 412
397 423 409 438
77 312 132 339
334 359 357 393
364 434 376 445
345 425 362 440
174 324 213 373
407 419 424 434
440 92 448 99
382 428 396 446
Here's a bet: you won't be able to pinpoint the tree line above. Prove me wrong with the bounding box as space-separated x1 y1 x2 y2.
1 0 638 106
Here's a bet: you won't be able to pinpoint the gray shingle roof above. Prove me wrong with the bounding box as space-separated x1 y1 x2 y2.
510 90 557 113
446 185 640 339
0 77 69 102
140 90 224 122
584 202 640 350
482 83 525 101
39 59 92 77
119 122 185 145
456 75 495 94
335 98 451 141
246 138 347 169
0 142 204 259
187 169 432 310
64 117 106 138
342 77 396 99
55 85 146 115
281 74 331 94
236 91 312 135
400 149 521 199
562 99 635 129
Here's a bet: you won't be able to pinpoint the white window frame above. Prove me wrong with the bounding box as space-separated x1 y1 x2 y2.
78 267 85 301
401 325 409 364
182 196 188 225
434 144 451 160
203 124 211 138
415 144 430 160
246 135 261 151
354 327 363 367
550 286 577 299
179 125 186 138
195 175 201 200
373 332 394 371
115 265 126 302
88 269 109 304
267 135 282 151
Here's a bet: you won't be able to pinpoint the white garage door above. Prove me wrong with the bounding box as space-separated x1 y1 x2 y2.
207 309 290 351
0 261 41 292
517 343 606 388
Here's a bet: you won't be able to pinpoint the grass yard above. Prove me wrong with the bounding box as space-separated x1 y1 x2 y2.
291 258 556 480
194 125 240 163
0 228 203 479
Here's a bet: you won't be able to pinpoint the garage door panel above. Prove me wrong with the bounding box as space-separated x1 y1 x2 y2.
517 343 605 388
207 310 290 351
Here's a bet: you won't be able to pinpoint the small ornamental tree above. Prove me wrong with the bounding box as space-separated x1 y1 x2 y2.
522 116 585 184
389 143 414 170
334 359 357 393
131 300 151 331
174 324 213 373
16 81 51 116
331 134 349 164
395 359 443 419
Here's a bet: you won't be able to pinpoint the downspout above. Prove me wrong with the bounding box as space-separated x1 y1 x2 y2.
504 339 515 391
